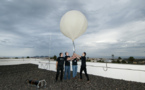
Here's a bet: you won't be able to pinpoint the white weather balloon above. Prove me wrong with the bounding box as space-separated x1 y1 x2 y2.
60 10 88 52
60 10 88 41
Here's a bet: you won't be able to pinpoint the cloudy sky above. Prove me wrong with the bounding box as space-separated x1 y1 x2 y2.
0 0 145 58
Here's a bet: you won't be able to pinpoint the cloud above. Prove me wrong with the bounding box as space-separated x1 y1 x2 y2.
0 0 145 58
74 20 145 57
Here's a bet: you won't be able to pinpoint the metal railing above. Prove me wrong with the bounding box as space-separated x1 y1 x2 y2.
39 62 145 72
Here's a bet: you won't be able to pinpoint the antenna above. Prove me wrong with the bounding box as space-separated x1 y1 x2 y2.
49 33 51 70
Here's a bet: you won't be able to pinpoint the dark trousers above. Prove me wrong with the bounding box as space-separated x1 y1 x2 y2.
80 66 89 81
56 67 63 81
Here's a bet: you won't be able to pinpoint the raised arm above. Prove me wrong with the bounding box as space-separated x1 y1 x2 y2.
74 53 81 58
67 56 75 61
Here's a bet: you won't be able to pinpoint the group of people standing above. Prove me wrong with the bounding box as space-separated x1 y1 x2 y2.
55 52 89 83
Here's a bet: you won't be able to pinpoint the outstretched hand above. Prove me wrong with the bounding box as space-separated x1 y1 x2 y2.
67 56 75 61
73 53 80 59
72 55 76 59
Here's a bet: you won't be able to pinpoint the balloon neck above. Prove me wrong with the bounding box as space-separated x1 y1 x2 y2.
72 41 75 53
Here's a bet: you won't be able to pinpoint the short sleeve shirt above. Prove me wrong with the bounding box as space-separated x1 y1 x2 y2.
72 58 78 65
65 56 70 66
57 57 65 67
80 56 86 67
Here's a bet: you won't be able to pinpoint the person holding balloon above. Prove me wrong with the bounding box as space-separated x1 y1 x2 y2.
74 52 90 83
64 52 72 80
72 54 79 79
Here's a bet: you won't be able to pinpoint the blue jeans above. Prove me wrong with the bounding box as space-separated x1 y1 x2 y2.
72 65 77 78
64 66 70 80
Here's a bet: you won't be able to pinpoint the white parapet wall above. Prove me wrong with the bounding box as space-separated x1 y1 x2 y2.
39 61 145 83
0 59 43 65
0 59 145 83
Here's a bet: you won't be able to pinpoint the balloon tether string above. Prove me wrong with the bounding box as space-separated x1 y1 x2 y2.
73 41 75 53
